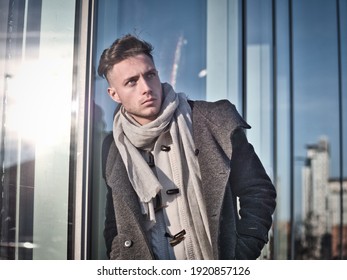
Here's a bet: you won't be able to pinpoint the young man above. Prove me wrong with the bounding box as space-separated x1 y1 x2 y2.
98 34 276 260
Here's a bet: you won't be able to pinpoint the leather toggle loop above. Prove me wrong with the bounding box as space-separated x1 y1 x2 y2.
165 229 186 247
146 151 155 167
154 193 167 212
166 188 180 195
160 145 171 152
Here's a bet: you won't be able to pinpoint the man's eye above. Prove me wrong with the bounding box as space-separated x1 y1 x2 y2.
126 80 136 86
147 72 156 79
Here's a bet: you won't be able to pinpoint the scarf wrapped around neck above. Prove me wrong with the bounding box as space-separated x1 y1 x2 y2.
113 83 213 259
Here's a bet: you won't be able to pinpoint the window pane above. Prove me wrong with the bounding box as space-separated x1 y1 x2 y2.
245 0 274 259
90 0 347 260
292 0 344 259
92 0 208 259
0 0 76 259
206 0 243 108
274 0 291 260
341 0 347 259
91 0 245 259
246 0 274 176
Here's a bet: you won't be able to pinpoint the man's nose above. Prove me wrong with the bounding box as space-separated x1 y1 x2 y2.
139 77 152 95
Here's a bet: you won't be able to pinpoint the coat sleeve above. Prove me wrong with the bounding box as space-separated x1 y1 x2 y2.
104 185 117 259
229 128 276 259
102 133 118 259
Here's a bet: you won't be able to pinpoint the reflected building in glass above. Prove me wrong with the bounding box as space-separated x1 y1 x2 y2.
300 137 347 259
330 179 347 258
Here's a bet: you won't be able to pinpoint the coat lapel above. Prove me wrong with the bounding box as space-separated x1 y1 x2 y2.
106 141 148 232
191 101 233 258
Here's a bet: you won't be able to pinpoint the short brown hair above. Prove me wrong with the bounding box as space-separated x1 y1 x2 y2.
97 34 154 80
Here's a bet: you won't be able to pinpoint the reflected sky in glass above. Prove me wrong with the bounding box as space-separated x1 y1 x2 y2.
113 0 206 99
95 0 207 132
293 0 341 177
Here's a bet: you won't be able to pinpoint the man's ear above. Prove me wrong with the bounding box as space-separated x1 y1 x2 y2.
107 87 121 103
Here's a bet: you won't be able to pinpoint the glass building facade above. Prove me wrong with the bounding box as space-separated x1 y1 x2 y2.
0 0 346 260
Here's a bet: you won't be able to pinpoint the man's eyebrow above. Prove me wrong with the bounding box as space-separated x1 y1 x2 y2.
123 68 157 84
147 67 157 72
123 74 139 84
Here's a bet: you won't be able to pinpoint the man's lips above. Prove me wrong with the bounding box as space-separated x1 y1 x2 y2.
142 98 156 105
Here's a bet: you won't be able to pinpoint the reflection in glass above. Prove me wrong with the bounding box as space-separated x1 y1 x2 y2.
0 0 77 260
90 0 347 260
246 0 274 259
92 0 208 260
91 0 246 260
291 0 347 259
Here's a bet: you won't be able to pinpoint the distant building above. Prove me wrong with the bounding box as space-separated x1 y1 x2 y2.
301 136 347 259
329 178 347 259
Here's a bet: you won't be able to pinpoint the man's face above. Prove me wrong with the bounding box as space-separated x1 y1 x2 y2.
107 54 163 125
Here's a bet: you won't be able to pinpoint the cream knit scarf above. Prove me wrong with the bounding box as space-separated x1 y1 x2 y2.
113 83 213 259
